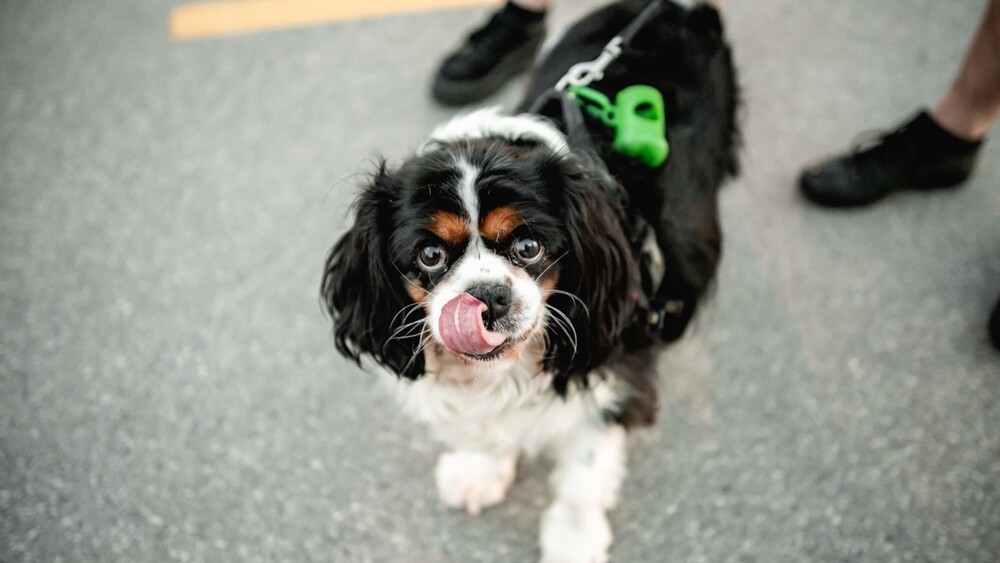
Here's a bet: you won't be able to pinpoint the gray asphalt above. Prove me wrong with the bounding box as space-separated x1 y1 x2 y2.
2 0 999 561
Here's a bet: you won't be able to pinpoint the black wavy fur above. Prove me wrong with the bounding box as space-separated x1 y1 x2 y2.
322 1 739 425
322 162 428 379
322 143 637 385
521 1 740 347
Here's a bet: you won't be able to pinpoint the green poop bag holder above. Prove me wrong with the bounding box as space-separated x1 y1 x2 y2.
567 84 669 168
542 0 670 168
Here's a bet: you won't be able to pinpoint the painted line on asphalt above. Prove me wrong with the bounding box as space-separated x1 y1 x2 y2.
170 0 500 40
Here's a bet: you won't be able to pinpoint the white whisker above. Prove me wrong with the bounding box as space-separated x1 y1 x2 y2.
386 319 427 342
391 262 429 297
400 329 431 374
544 303 579 357
389 302 423 329
543 288 590 320
536 251 569 280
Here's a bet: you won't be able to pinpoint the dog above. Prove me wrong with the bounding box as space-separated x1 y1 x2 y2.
322 1 739 561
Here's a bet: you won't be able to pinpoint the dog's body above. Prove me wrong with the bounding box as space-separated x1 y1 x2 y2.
323 2 738 561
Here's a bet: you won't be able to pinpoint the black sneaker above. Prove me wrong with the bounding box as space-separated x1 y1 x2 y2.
799 111 982 207
990 293 1000 351
432 4 545 106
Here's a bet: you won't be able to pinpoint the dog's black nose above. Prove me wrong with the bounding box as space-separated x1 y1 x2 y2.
466 284 512 328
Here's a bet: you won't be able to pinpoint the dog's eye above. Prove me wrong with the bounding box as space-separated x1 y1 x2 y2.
512 238 543 265
417 245 447 272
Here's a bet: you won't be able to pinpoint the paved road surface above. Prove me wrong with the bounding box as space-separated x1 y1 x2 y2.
2 0 998 561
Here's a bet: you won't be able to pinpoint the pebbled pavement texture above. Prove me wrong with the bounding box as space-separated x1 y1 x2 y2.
1 0 998 561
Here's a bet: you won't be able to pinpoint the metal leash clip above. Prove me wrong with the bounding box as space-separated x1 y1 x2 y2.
555 37 623 91
554 0 665 91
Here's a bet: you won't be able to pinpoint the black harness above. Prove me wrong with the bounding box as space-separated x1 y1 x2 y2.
527 0 691 343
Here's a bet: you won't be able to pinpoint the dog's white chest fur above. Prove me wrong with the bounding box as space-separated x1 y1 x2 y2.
386 347 628 563
389 345 619 457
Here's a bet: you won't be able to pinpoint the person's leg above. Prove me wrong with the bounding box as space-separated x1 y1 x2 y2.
799 0 999 208
932 0 1000 141
431 0 549 106
935 0 1000 353
798 0 1000 349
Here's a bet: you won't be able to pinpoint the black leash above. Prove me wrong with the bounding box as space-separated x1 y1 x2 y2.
528 0 666 154
554 0 664 93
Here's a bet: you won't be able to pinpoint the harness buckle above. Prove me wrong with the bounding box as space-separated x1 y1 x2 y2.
646 299 685 331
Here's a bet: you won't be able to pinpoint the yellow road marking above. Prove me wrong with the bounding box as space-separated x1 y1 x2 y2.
170 0 501 40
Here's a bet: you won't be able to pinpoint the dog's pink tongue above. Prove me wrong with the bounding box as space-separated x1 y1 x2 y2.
440 293 507 356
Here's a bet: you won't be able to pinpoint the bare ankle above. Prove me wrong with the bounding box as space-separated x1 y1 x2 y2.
932 95 993 142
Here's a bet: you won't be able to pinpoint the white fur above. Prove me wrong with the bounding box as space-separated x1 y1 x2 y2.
389 115 628 563
455 159 481 234
421 107 569 156
540 503 613 563
390 343 619 456
540 426 626 563
436 449 518 515
386 345 627 563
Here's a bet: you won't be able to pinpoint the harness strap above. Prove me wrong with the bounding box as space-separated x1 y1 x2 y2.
528 0 695 342
528 89 597 155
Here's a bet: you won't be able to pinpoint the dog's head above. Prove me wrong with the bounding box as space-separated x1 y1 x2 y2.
322 109 636 390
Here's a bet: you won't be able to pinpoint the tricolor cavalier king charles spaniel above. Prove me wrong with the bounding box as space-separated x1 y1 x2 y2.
322 2 738 561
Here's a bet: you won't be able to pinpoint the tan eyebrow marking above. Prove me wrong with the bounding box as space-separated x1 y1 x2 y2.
429 211 470 245
480 206 522 243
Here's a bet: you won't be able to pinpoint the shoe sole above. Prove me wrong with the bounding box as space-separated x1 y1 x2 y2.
800 168 973 208
909 167 975 190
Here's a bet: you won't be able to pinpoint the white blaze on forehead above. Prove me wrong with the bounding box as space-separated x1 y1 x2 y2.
456 159 480 236
451 240 510 281
420 106 569 156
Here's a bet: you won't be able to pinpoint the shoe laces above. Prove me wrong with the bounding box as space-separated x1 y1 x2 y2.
847 120 918 168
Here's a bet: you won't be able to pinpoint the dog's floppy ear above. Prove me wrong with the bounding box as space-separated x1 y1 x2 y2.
540 155 637 393
321 164 424 379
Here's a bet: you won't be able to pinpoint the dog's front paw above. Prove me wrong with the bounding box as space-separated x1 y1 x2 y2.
539 502 612 563
435 450 516 515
